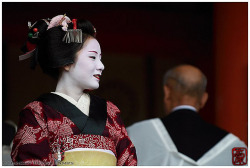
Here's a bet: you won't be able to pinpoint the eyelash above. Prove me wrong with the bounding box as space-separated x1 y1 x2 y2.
89 56 96 60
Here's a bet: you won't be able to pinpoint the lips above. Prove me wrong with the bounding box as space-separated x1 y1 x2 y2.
93 74 101 80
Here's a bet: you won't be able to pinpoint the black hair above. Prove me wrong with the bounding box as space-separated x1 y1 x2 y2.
22 17 96 79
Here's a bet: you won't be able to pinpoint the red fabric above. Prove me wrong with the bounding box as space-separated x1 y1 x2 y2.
26 41 36 51
11 101 137 166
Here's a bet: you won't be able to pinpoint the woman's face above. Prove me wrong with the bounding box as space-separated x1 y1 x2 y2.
68 37 104 90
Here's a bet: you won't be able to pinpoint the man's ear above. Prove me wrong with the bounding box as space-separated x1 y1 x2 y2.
200 92 208 108
163 85 170 99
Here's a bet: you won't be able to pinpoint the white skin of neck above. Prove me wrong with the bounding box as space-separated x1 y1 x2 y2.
55 74 84 102
55 38 104 102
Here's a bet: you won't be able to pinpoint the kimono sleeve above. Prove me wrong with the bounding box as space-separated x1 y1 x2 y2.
11 101 54 166
106 101 137 166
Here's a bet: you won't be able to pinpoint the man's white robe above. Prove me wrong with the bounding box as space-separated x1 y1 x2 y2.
127 118 247 166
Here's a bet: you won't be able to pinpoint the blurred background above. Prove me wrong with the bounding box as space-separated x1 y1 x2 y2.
2 2 247 145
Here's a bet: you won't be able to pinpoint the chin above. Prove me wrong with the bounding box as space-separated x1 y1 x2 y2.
84 86 99 92
82 82 100 91
89 84 99 90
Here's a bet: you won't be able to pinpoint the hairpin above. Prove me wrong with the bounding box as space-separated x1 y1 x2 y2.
58 14 69 31
59 14 66 25
62 19 82 43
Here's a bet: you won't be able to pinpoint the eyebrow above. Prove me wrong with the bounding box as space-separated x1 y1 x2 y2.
88 51 98 54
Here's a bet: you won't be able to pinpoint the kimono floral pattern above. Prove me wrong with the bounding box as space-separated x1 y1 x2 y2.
11 98 137 166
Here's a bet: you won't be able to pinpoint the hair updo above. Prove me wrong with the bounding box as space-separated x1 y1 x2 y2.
22 15 97 79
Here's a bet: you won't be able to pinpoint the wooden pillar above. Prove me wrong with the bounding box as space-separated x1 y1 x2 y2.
213 2 248 144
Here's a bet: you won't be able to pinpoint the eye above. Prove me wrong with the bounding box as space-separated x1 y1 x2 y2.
89 56 96 60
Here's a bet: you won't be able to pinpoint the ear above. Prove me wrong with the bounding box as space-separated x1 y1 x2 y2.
163 85 170 99
200 92 208 109
64 64 72 71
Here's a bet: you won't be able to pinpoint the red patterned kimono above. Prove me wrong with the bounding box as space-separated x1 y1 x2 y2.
11 93 137 166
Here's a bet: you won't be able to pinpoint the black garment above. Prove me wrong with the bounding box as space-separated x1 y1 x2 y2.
161 109 228 161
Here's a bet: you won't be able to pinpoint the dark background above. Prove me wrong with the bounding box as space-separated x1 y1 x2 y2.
2 2 247 144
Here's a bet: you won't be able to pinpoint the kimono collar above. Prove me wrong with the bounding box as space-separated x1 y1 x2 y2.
37 93 107 135
51 92 90 116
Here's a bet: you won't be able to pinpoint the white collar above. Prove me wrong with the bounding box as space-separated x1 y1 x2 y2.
51 92 90 116
172 105 197 112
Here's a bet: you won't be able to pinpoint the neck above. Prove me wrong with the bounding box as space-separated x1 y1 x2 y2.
167 96 200 114
55 73 83 102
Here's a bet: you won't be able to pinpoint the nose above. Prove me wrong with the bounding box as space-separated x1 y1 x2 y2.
97 60 105 72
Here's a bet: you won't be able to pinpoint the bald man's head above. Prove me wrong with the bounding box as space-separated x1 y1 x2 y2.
163 64 208 113
163 64 207 99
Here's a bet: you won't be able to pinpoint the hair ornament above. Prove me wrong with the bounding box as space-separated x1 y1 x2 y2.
28 21 32 29
33 28 38 32
27 22 39 39
62 19 82 43
47 14 71 31
19 19 49 61
19 49 36 61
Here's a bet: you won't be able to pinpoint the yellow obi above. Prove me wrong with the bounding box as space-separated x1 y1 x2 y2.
58 148 117 166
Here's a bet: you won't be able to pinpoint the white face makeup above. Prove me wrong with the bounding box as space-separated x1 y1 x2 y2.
67 38 104 90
